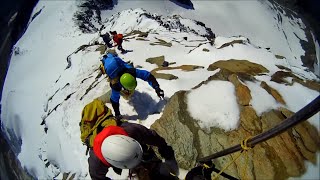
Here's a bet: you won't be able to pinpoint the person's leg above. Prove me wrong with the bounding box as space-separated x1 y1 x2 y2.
118 44 124 51
88 150 111 180
107 42 112 48
140 146 179 180
118 39 125 52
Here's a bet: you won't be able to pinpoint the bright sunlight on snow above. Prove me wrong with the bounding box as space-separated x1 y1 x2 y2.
1 0 319 179
187 81 240 131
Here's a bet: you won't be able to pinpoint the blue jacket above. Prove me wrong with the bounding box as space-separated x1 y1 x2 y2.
102 53 132 79
101 54 159 103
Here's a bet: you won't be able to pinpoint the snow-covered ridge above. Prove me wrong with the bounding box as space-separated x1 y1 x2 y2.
102 8 215 40
1 1 319 179
35 8 319 179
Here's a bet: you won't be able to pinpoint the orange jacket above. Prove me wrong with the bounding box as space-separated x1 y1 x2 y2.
113 34 123 45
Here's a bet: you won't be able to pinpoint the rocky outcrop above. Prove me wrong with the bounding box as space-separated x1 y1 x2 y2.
150 64 204 80
95 45 107 54
0 1 39 178
151 91 198 169
73 0 115 33
217 39 248 49
207 59 269 76
138 11 215 40
151 72 178 80
146 55 204 80
271 0 320 76
0 133 33 180
146 56 166 67
228 74 251 106
271 70 320 91
151 89 319 180
168 58 319 179
149 38 172 47
260 81 286 104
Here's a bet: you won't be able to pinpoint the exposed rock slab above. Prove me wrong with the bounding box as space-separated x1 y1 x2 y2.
146 56 165 67
217 39 247 49
151 91 198 168
146 55 204 80
151 90 320 179
228 74 252 106
260 81 286 104
208 59 269 76
271 70 320 91
150 37 172 47
151 72 178 80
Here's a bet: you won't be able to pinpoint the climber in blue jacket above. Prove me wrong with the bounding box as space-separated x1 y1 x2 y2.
100 52 164 120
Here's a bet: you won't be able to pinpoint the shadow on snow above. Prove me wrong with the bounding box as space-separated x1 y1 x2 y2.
126 91 166 120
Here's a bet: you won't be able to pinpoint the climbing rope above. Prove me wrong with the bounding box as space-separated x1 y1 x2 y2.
240 137 252 180
212 137 252 180
185 162 238 180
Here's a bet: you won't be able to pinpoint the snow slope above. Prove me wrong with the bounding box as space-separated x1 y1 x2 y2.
1 0 319 179
103 0 310 66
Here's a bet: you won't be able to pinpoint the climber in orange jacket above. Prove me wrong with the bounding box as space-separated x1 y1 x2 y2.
88 122 179 180
110 31 125 53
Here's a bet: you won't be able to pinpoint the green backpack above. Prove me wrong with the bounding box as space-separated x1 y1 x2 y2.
80 99 117 149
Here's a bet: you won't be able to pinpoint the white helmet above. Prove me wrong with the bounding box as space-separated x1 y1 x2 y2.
101 135 143 169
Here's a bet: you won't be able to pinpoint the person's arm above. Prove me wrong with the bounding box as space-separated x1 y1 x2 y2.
110 84 121 116
135 69 159 89
135 69 164 98
121 122 174 159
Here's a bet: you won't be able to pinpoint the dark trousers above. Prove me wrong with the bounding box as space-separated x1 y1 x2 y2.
104 41 112 48
117 39 125 52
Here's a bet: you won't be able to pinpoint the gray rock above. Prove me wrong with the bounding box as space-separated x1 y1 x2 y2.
151 84 319 179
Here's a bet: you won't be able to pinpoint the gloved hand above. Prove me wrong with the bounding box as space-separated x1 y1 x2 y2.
155 88 164 99
158 158 179 179
115 115 123 121
162 159 179 177
158 146 174 160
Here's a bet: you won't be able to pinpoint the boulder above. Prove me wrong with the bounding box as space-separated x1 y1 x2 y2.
151 90 319 179
95 45 106 54
208 59 269 76
151 72 178 80
146 56 165 67
151 91 198 168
